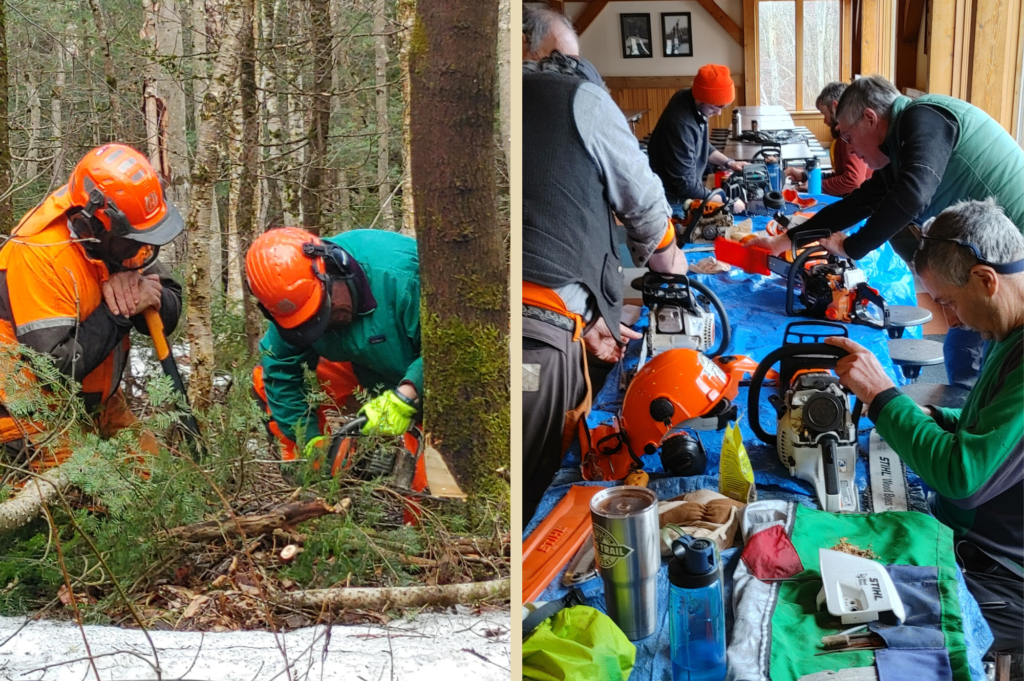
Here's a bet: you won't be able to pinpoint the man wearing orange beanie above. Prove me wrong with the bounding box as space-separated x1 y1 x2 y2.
648 64 747 214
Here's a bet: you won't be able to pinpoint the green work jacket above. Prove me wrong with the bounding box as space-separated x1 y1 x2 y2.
258 230 423 443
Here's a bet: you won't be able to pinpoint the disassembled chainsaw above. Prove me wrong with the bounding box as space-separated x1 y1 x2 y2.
748 321 864 513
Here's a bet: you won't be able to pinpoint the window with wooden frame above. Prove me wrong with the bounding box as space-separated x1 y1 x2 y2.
745 0 852 111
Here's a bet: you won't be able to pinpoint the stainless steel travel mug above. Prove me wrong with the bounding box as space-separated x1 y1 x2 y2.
590 486 661 640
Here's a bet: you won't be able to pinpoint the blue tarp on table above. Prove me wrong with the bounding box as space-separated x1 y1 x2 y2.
524 196 992 681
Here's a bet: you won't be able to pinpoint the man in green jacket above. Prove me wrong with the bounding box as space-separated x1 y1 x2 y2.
245 227 422 456
824 199 1023 654
749 76 1024 390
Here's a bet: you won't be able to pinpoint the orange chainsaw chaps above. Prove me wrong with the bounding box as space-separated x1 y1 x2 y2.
523 485 603 603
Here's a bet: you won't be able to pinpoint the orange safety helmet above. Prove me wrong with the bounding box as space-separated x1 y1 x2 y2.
68 144 183 246
246 227 327 330
245 227 365 348
620 350 758 457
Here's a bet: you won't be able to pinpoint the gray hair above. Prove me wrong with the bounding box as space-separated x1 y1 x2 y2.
815 82 847 109
523 6 576 55
914 198 1024 286
835 75 900 126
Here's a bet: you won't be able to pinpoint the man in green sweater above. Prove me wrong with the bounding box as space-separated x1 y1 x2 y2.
825 199 1023 654
245 227 422 456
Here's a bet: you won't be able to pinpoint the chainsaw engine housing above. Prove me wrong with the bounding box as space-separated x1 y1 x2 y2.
776 372 859 512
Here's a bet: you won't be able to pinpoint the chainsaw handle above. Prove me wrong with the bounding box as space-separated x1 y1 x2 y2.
688 277 731 358
143 308 170 361
336 416 369 436
747 343 850 448
786 246 829 317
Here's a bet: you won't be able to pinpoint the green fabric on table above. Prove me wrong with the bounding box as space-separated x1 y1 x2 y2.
768 505 970 681
523 605 636 681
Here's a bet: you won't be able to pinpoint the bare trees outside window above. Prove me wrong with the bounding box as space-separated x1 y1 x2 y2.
757 0 840 110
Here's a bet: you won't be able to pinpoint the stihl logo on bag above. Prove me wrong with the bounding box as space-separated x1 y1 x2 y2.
593 524 634 569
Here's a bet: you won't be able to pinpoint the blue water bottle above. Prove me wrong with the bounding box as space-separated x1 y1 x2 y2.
669 536 727 681
806 156 822 195
765 156 783 193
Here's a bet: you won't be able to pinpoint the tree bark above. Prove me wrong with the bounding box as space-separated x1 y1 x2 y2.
186 0 251 412
86 0 121 133
277 578 509 611
410 0 509 497
25 72 39 181
0 467 72 535
497 0 510 174
163 498 343 543
0 0 15 234
397 0 415 235
301 0 331 234
235 5 262 353
50 27 66 186
374 0 394 231
258 0 285 228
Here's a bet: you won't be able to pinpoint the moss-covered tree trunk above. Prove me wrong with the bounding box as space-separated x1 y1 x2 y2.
409 0 508 499
0 0 11 234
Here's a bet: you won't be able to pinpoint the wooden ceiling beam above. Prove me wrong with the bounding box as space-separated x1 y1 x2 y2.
574 1 609 35
694 0 744 45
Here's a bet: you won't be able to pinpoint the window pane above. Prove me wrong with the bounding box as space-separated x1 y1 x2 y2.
803 0 841 109
758 1 796 110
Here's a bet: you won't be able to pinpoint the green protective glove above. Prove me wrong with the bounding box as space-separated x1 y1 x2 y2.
359 390 418 436
303 435 328 458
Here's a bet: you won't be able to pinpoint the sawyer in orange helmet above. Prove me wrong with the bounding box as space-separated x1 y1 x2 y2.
245 228 422 458
0 143 184 468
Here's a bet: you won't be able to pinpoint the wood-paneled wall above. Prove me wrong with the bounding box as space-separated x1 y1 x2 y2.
606 76 832 147
606 76 746 140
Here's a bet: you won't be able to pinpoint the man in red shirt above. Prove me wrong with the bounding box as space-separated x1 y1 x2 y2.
786 82 872 196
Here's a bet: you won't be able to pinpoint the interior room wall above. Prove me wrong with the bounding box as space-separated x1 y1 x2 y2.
564 1 744 77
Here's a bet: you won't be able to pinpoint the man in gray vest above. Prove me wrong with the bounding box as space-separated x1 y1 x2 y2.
523 52 686 521
749 76 1024 389
522 6 604 87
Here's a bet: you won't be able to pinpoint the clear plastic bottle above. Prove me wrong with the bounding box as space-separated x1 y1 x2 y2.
668 536 727 681
806 156 822 195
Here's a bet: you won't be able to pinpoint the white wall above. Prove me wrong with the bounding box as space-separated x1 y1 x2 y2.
566 1 744 78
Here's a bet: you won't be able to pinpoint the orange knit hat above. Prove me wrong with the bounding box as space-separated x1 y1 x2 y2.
692 64 735 106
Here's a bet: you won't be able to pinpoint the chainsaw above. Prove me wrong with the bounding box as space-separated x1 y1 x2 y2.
721 163 786 217
637 271 731 360
674 189 735 244
714 230 890 330
748 321 864 513
322 416 424 492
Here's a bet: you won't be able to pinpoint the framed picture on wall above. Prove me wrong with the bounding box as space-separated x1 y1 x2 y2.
661 13 693 57
620 14 653 59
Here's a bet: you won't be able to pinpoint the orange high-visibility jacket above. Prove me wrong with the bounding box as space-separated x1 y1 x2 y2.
0 186 182 444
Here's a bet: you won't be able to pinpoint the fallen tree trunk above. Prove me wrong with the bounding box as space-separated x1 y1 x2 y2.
0 466 73 534
164 499 345 543
277 578 509 611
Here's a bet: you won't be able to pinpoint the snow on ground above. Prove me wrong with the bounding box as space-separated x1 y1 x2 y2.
0 610 511 680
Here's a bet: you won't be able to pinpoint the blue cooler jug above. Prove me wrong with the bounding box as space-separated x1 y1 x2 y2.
669 536 727 681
